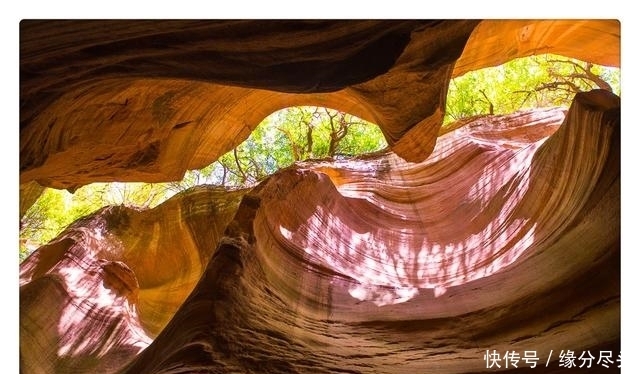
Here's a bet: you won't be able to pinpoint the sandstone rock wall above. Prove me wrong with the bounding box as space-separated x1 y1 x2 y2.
19 20 620 373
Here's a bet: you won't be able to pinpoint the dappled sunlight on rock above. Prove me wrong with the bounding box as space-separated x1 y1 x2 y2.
270 109 564 306
126 91 617 373
19 20 620 374
20 91 620 374
20 219 151 373
20 188 244 372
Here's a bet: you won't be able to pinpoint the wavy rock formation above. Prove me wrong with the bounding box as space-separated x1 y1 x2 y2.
20 20 619 188
20 20 620 373
20 187 245 372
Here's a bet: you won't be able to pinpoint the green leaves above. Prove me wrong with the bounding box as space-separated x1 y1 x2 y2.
199 106 388 188
444 54 620 127
19 182 172 260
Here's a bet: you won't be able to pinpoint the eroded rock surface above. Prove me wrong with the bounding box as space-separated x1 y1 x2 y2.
20 188 244 372
19 20 620 374
21 91 620 373
20 20 619 188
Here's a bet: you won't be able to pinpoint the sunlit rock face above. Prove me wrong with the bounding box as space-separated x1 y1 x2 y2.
20 20 619 374
20 93 620 373
19 20 618 188
269 109 568 307
20 188 244 372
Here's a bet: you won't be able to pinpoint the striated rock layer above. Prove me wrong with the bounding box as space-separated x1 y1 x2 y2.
20 187 245 372
20 20 620 374
19 20 619 189
20 90 620 373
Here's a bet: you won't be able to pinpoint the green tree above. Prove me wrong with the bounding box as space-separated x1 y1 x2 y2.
20 187 101 261
444 53 620 125
19 182 173 260
19 106 387 261
179 106 388 188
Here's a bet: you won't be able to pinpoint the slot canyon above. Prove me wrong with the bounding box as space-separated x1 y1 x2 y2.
19 20 620 373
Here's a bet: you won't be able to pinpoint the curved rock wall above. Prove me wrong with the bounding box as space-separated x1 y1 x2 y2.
20 187 245 372
21 91 619 373
20 20 618 189
452 20 620 77
19 20 620 373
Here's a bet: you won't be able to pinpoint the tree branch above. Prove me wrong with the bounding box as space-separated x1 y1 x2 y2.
233 147 248 183
479 89 494 115
277 127 301 161
546 59 613 92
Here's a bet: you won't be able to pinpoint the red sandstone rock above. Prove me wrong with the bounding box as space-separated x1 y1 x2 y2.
19 20 618 188
19 21 620 374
